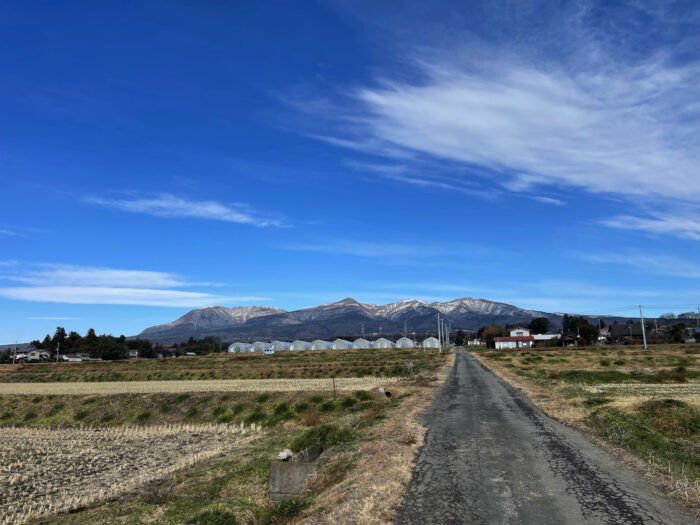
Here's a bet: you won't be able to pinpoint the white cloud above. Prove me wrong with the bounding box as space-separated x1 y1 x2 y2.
27 317 81 320
348 61 700 204
7 264 189 288
0 286 261 307
291 4 700 236
280 240 470 259
86 194 285 227
0 229 19 236
601 213 700 241
583 252 700 279
0 263 269 307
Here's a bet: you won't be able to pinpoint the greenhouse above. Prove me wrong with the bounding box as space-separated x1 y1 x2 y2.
310 340 332 350
352 338 373 349
228 342 252 353
289 340 311 351
396 337 416 348
374 338 396 349
332 339 353 350
422 337 440 349
251 341 272 352
270 341 291 351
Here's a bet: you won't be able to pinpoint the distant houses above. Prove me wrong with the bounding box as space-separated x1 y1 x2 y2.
494 328 535 349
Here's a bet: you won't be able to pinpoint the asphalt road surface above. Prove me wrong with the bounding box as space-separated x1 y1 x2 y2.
396 350 692 525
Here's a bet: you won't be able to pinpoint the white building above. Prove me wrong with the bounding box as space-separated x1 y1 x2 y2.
310 340 332 350
289 340 311 351
374 338 395 349
353 338 373 349
494 336 534 349
422 337 440 349
532 333 559 342
509 327 531 337
396 337 415 348
332 339 353 350
252 341 272 352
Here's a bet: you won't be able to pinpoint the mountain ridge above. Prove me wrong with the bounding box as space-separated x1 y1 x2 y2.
137 297 564 343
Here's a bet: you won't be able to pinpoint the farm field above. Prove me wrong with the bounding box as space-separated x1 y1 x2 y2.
473 344 700 511
0 424 259 525
0 347 444 383
0 348 450 524
0 376 401 395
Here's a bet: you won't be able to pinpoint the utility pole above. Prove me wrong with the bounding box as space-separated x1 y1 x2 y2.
13 341 17 365
56 341 60 363
639 305 648 350
437 313 442 353
444 320 449 347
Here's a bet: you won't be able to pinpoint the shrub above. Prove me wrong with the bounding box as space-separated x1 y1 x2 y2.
245 410 266 424
273 402 290 416
340 397 357 409
309 395 324 404
23 410 37 421
583 396 613 407
136 410 152 423
294 402 310 413
258 498 308 524
290 423 356 452
354 390 373 401
73 410 89 421
319 401 335 412
256 393 270 403
599 360 611 367
176 394 190 403
188 508 239 525
100 413 115 424
30 396 43 404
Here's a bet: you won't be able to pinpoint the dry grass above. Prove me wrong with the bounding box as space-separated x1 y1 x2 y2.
0 423 261 525
0 377 402 395
300 352 455 524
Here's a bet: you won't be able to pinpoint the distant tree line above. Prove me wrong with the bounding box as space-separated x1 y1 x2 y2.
30 327 157 360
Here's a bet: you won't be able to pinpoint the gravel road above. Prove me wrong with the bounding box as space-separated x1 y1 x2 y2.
396 350 693 525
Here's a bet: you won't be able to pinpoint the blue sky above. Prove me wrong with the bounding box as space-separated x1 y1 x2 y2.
2 1 700 343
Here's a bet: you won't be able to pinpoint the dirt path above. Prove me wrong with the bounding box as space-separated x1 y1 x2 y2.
396 350 692 525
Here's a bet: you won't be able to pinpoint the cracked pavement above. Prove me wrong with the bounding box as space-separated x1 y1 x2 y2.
396 350 693 524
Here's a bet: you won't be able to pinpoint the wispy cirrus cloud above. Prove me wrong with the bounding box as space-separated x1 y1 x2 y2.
601 212 700 241
291 2 700 238
280 239 476 260
581 252 700 279
27 316 81 320
0 263 269 307
4 264 190 288
86 194 286 227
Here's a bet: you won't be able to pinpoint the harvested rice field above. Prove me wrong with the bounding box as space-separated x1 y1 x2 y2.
0 376 401 395
0 348 446 383
0 424 260 525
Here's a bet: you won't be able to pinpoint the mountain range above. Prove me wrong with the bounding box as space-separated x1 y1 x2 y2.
137 297 567 343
